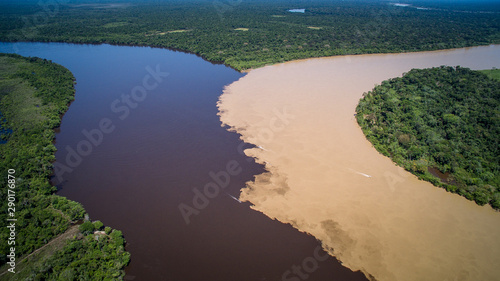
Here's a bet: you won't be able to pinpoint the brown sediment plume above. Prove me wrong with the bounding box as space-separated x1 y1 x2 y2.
217 45 500 281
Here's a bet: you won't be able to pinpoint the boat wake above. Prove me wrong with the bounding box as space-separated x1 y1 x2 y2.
227 193 242 203
347 168 372 178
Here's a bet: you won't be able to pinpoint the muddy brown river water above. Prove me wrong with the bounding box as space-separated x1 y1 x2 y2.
218 45 500 281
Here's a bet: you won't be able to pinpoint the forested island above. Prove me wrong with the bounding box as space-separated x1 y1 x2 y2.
0 53 129 280
356 66 500 209
0 0 499 70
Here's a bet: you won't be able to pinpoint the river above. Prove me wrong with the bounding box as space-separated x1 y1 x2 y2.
218 45 500 281
0 42 367 280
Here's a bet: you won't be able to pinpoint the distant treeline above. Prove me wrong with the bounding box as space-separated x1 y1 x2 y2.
356 66 500 209
0 53 129 279
0 0 499 70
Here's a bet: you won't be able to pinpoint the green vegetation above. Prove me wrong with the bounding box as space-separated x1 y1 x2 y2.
0 0 499 70
0 225 80 281
356 66 499 209
480 68 500 81
0 224 129 281
19 225 129 280
0 53 129 279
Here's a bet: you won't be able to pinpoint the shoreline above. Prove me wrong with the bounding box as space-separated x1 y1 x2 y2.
217 45 500 281
240 44 500 73
2 40 498 73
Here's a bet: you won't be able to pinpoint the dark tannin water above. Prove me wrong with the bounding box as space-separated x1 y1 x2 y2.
0 42 367 280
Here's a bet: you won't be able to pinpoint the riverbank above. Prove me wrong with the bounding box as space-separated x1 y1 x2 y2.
217 45 500 281
1 1 499 71
0 53 129 279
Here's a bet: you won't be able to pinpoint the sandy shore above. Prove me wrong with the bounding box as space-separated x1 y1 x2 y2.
217 45 500 281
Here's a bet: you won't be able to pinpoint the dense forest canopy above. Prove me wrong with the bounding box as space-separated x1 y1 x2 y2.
0 53 129 279
0 0 499 70
356 67 500 209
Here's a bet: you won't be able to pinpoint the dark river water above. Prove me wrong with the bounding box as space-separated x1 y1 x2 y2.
0 42 367 280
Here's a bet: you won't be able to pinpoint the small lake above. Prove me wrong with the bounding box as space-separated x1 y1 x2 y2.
0 42 366 280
